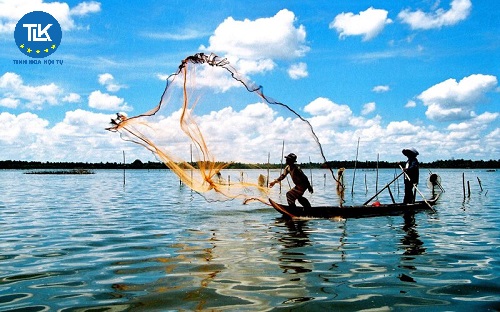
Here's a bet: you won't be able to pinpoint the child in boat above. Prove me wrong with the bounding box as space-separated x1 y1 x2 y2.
402 148 420 204
269 153 313 209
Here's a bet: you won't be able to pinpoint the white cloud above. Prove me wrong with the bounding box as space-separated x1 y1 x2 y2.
386 120 421 136
2 98 498 163
485 128 500 149
88 90 131 111
304 97 348 116
288 62 308 80
0 72 64 109
441 112 499 156
0 110 131 162
140 29 208 41
185 64 243 93
418 74 498 121
447 111 498 131
372 85 390 93
69 1 101 16
330 7 393 41
362 102 376 115
0 111 49 144
158 62 249 93
0 0 101 34
98 73 125 92
156 73 170 81
350 45 425 62
0 97 20 108
200 9 309 75
197 103 279 150
235 58 276 76
62 93 81 103
405 100 417 108
304 97 354 128
398 0 472 30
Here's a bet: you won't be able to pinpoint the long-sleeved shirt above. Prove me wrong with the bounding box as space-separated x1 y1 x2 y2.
405 157 419 184
277 164 311 190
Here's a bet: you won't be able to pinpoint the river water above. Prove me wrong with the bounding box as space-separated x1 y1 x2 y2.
0 168 498 311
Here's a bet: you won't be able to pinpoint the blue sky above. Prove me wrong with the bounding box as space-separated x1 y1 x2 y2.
0 0 498 164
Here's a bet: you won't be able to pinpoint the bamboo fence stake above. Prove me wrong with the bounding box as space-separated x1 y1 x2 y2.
267 152 270 187
279 140 284 194
351 137 360 195
462 172 466 199
375 153 379 194
309 156 313 188
364 174 368 194
123 150 126 186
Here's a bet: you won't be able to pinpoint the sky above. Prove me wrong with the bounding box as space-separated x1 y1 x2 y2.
0 0 499 164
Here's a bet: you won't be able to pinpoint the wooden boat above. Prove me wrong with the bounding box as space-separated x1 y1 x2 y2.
269 194 440 219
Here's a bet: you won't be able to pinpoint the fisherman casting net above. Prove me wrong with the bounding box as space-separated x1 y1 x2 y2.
107 53 336 204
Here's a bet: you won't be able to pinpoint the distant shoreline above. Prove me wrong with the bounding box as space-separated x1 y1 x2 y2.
0 159 498 170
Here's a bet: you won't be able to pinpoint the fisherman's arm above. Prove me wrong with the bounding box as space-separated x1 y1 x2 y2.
307 182 314 193
269 167 288 188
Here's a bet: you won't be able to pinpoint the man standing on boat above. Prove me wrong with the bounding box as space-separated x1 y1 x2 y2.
402 148 420 204
269 153 313 209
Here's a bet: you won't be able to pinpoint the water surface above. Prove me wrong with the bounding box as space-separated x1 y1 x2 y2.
0 169 498 311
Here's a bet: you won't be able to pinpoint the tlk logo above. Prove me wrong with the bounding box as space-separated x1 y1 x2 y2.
23 24 53 41
14 11 62 58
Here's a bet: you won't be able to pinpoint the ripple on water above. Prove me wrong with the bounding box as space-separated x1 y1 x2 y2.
0 169 498 311
0 293 32 305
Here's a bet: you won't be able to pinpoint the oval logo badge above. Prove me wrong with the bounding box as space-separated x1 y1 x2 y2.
14 11 62 58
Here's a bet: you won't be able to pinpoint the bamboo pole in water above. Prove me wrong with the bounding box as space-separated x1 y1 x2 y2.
279 140 284 194
396 168 400 195
309 156 313 188
387 183 396 204
190 144 193 183
393 169 398 195
462 172 466 199
123 150 126 186
364 174 368 194
375 153 379 194
351 137 360 195
267 152 270 187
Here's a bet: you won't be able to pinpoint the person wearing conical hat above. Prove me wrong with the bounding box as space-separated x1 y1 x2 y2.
402 148 419 204
270 153 313 209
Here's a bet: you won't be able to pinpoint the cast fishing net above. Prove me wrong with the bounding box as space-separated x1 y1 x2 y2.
107 53 336 204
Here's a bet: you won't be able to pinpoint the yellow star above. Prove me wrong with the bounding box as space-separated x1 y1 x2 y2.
20 44 25 48
51 44 56 49
27 48 32 53
36 50 40 54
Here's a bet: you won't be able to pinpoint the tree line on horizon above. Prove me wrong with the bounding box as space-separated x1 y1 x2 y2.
0 158 498 170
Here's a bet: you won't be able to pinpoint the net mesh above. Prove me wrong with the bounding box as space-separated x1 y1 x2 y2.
107 53 336 204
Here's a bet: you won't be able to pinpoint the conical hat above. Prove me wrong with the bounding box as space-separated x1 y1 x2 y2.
402 148 419 157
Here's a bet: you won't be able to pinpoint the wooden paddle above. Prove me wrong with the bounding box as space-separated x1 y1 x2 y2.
399 164 435 211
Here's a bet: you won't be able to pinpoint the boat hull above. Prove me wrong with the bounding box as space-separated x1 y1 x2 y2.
269 196 439 219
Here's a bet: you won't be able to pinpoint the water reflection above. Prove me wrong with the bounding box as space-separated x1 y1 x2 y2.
1 169 498 311
277 219 312 275
127 233 223 311
274 219 316 304
401 212 425 257
398 212 425 286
